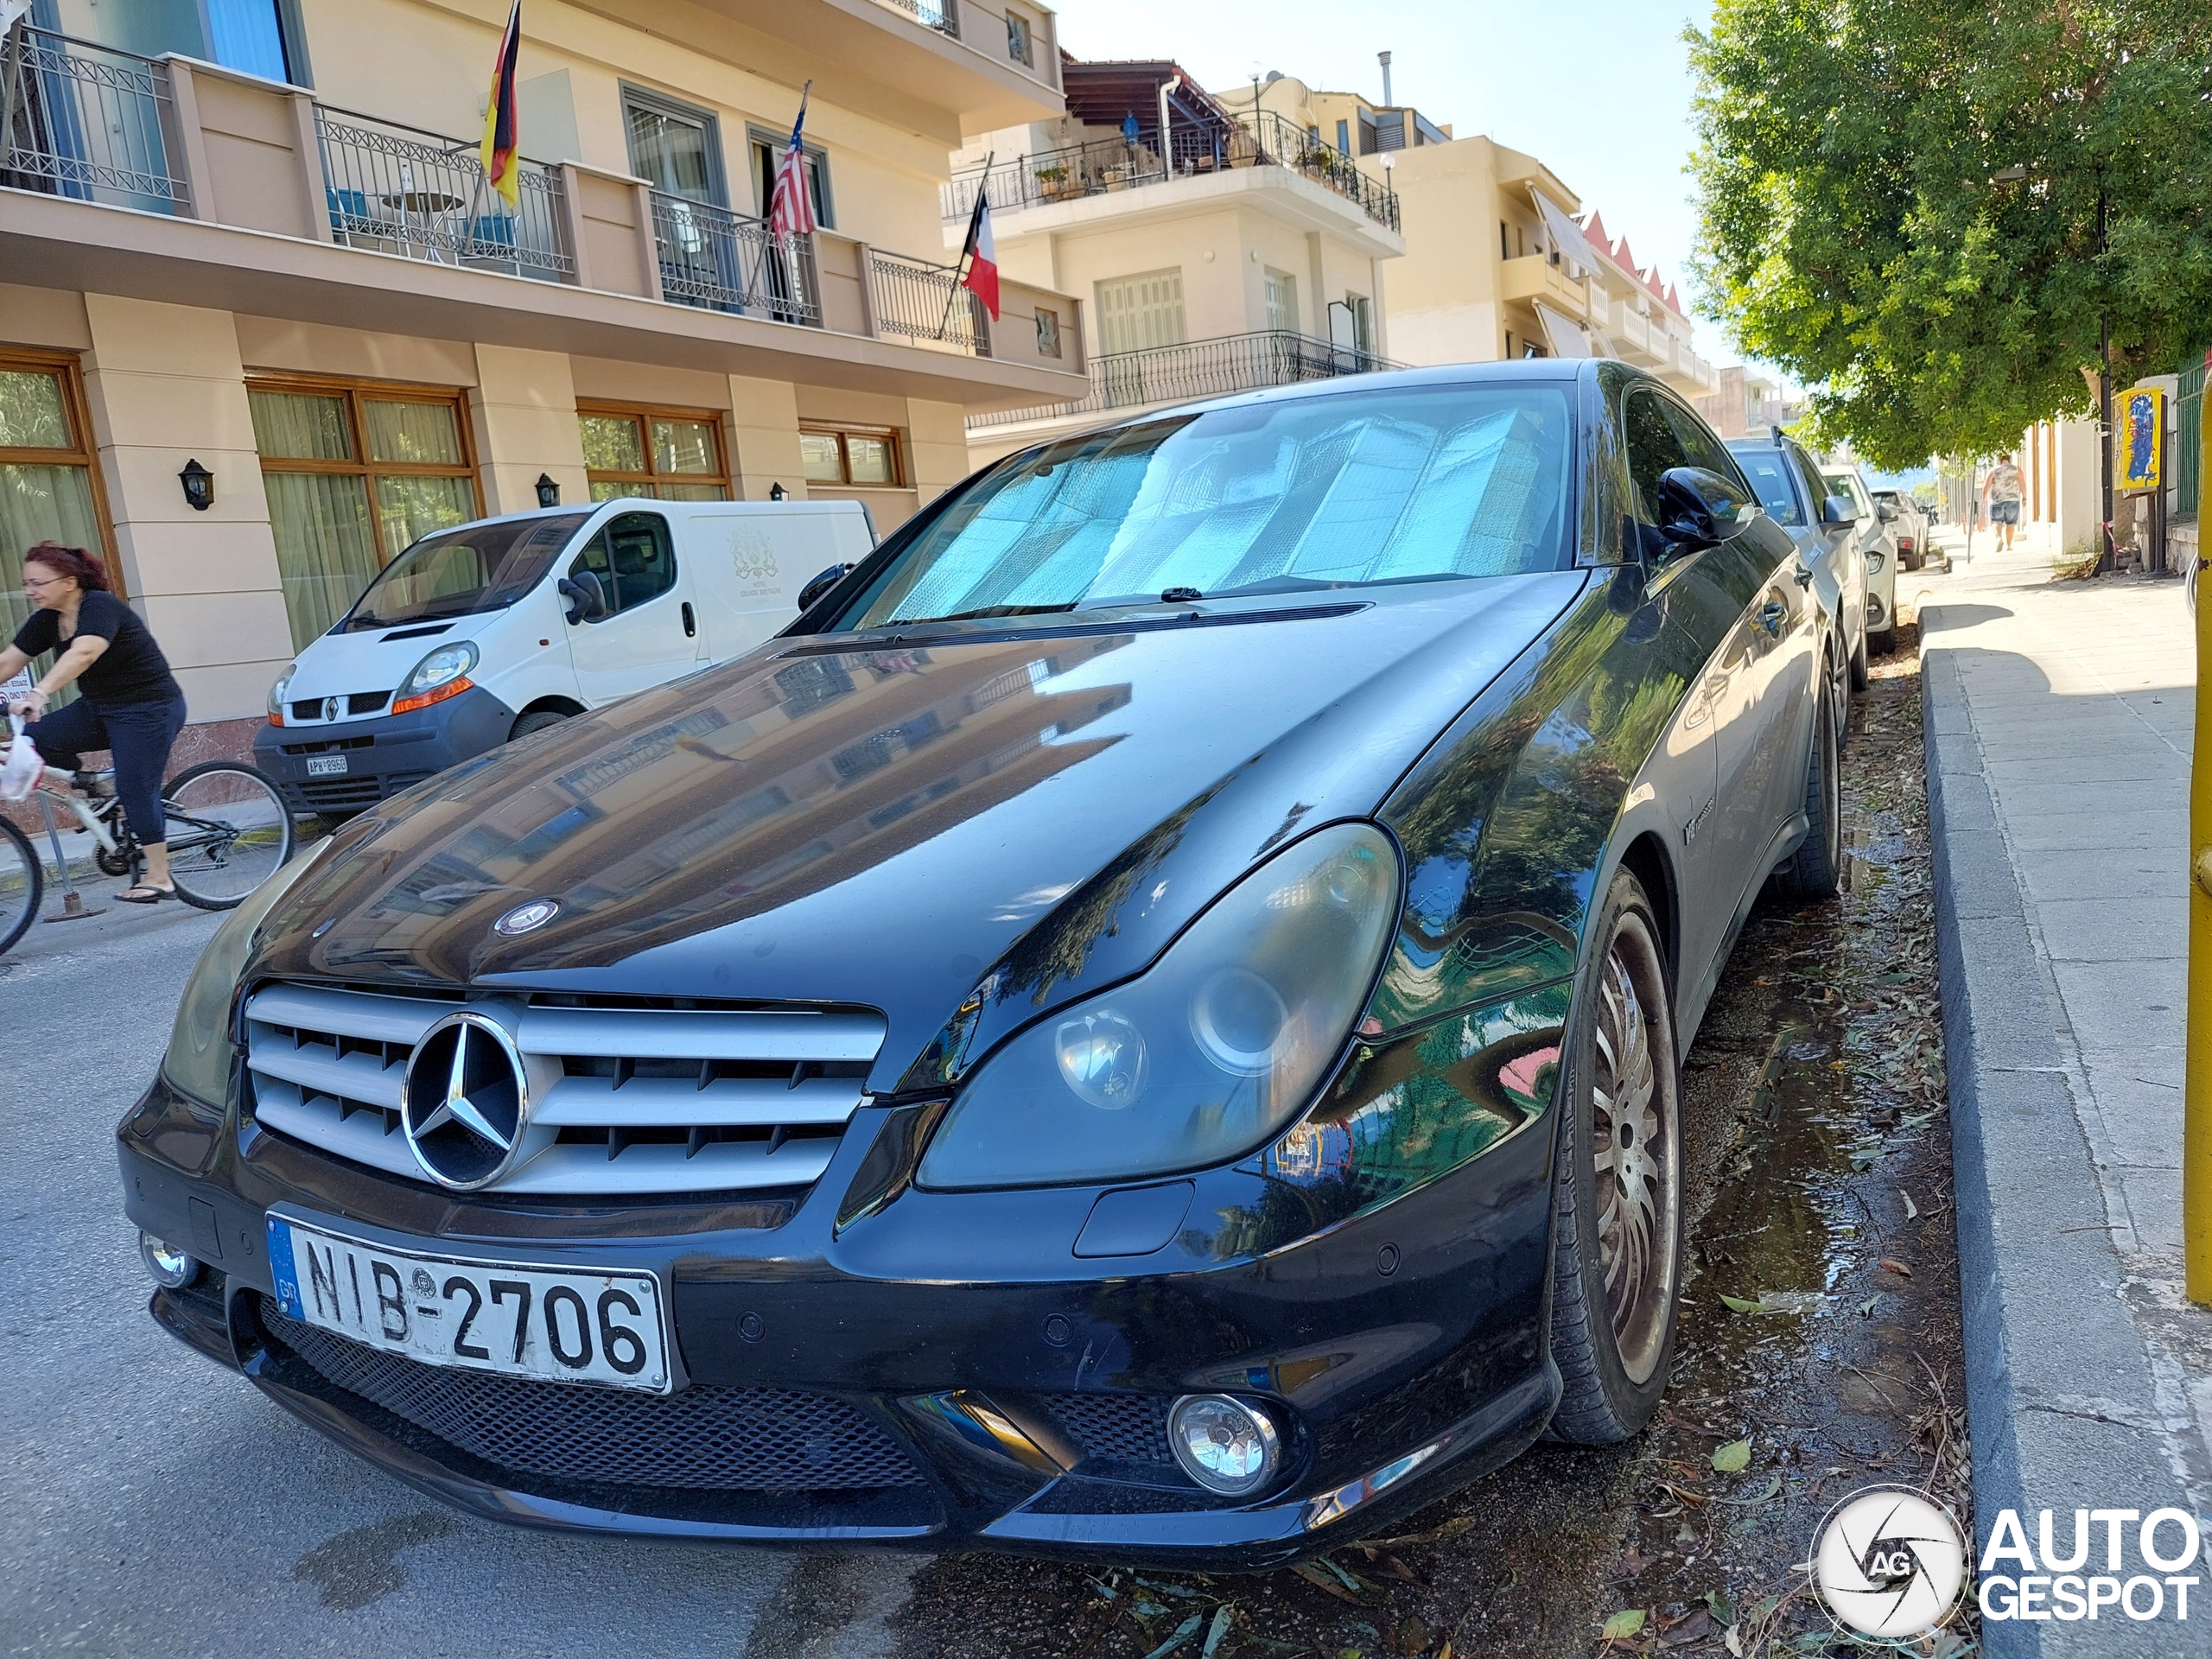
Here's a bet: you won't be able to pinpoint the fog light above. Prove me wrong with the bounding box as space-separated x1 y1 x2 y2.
1168 1394 1280 1496
139 1231 200 1290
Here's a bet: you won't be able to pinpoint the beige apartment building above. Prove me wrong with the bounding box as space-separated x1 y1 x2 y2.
0 0 1086 766
1694 365 1802 438
948 57 1406 467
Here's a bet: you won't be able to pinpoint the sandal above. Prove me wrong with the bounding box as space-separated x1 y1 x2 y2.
117 884 175 905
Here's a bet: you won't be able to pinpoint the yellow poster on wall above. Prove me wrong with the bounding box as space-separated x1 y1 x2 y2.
2120 386 2164 492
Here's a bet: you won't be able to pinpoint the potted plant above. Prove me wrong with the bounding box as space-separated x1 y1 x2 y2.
1034 164 1075 202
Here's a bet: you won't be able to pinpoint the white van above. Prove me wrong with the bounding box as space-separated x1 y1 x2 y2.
254 497 874 816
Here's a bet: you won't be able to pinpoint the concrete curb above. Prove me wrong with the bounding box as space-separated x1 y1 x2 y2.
1919 607 2196 1656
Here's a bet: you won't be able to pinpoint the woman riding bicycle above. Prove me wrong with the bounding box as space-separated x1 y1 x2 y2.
1 542 188 904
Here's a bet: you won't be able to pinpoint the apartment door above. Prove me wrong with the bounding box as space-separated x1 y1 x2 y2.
1263 268 1299 334
1096 269 1185 405
626 90 727 299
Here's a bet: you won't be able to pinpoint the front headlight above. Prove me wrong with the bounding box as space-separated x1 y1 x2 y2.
162 842 334 1109
391 640 480 715
918 823 1401 1189
266 666 293 720
1867 549 1886 573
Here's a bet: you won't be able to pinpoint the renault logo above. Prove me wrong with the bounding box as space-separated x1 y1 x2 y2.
402 1012 531 1190
321 696 340 723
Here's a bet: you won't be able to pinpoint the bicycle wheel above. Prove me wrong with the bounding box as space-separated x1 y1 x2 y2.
161 762 297 911
0 817 41 955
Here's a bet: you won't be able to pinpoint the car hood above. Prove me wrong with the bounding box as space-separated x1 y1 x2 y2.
256 574 1590 1089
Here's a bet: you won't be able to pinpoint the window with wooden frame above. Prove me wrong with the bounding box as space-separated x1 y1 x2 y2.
1 348 118 701
799 425 903 488
577 404 730 502
246 376 479 651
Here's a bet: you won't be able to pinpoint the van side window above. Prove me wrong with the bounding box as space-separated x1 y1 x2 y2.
569 512 676 620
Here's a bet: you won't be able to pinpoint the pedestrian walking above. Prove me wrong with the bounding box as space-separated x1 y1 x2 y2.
1981 451 2024 552
0 543 188 903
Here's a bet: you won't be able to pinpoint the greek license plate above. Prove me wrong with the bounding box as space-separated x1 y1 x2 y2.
304 754 348 776
266 1216 671 1393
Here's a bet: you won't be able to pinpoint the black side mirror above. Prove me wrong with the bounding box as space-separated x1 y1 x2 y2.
1821 494 1858 527
557 569 607 625
1655 466 1750 551
797 563 854 614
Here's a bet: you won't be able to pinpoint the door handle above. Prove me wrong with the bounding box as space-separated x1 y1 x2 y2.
1758 600 1786 634
682 601 696 639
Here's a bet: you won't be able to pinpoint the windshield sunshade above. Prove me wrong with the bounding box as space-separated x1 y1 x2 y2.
343 513 589 632
836 387 1572 630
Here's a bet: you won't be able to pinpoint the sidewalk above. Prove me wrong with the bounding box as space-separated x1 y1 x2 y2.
1913 528 2212 1652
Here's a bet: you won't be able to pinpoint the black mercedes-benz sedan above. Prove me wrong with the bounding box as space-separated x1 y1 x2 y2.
119 361 1843 1567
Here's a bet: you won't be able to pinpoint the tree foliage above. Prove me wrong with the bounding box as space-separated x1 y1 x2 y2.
1689 1 2212 468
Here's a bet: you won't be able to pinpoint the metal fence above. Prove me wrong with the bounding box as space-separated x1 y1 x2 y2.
873 0 958 36
315 106 572 280
647 191 820 324
2177 356 2203 522
969 328 1399 431
944 110 1400 232
0 27 189 213
868 248 990 356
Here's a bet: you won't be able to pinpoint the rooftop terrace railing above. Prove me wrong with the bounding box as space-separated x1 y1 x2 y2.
944 110 1400 232
315 106 572 281
968 327 1397 432
0 27 190 214
648 190 821 325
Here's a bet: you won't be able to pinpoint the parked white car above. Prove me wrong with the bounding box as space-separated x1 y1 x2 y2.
256 498 875 816
1823 467 1897 643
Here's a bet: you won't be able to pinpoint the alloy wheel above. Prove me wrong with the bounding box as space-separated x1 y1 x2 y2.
1589 913 1680 1387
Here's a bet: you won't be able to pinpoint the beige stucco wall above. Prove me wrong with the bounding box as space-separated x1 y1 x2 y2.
470 345 588 516
77 296 292 723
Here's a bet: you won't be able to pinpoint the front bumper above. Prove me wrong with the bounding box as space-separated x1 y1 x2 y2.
254 685 517 817
120 1067 1560 1567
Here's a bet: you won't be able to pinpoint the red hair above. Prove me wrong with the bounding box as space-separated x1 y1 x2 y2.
21 542 111 594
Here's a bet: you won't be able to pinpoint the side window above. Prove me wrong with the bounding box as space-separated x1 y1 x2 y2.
569 512 676 620
1621 390 1693 523
1656 397 1746 486
1789 447 1832 516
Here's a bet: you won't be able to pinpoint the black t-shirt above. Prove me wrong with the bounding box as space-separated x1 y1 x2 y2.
12 590 183 707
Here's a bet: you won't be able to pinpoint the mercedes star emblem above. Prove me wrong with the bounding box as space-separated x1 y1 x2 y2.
495 898 561 937
401 1012 531 1189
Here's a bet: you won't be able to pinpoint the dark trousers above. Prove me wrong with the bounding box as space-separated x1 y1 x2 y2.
27 694 188 846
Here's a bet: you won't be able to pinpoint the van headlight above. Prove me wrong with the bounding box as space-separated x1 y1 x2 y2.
162 843 334 1109
266 666 293 722
391 640 479 715
918 824 1401 1189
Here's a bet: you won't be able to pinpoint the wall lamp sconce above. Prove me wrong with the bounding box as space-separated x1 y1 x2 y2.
178 458 213 512
535 473 560 508
769 481 787 500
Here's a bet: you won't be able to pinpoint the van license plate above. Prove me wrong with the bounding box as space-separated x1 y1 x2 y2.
268 1216 672 1393
305 755 348 776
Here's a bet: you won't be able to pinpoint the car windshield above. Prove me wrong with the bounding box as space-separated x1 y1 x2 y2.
342 513 589 632
1728 448 1806 526
831 386 1573 630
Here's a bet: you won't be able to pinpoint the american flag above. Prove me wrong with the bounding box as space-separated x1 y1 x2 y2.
768 84 817 238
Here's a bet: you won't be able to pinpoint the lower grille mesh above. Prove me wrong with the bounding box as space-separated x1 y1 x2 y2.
263 1303 923 1491
1046 1392 1175 1466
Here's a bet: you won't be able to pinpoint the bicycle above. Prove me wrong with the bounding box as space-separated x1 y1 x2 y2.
0 714 296 953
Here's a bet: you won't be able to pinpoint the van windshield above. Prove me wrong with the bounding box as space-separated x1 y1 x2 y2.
828 385 1573 630
341 513 589 632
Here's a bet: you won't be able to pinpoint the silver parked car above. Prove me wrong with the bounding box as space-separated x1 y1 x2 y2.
1823 466 1897 645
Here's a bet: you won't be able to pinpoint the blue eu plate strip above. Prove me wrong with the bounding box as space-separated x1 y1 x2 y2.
265 1217 301 1319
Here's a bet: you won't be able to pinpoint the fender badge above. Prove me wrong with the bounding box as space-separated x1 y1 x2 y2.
493 899 561 937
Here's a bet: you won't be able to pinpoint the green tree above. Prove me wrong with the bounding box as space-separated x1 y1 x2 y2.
1689 1 2212 469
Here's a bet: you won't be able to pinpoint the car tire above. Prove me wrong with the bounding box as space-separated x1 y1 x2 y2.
509 709 572 742
1849 624 1870 692
1547 869 1684 1445
1774 654 1843 902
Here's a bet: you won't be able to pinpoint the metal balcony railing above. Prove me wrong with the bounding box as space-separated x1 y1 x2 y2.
315 106 572 280
648 191 820 324
967 327 1399 432
867 248 990 356
944 110 1400 233
0 28 190 213
872 0 959 36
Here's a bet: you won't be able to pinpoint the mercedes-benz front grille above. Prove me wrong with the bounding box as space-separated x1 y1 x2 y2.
243 982 885 1196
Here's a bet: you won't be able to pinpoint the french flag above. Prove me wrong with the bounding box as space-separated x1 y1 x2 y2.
957 189 999 321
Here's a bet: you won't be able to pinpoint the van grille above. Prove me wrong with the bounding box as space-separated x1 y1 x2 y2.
244 982 884 1196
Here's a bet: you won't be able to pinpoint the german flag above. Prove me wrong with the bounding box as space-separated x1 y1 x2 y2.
480 0 522 207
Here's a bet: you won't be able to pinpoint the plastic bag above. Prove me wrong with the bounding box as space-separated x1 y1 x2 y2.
0 731 39 802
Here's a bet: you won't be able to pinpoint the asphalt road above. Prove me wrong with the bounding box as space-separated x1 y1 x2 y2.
0 880 912 1659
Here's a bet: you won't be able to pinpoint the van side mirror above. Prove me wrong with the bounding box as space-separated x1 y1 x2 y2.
558 570 607 625
1821 494 1858 527
797 563 854 614
1655 467 1750 552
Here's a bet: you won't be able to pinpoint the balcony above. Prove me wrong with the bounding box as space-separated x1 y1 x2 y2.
1500 255 1589 319
968 328 1401 436
944 110 1400 234
0 33 1082 405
